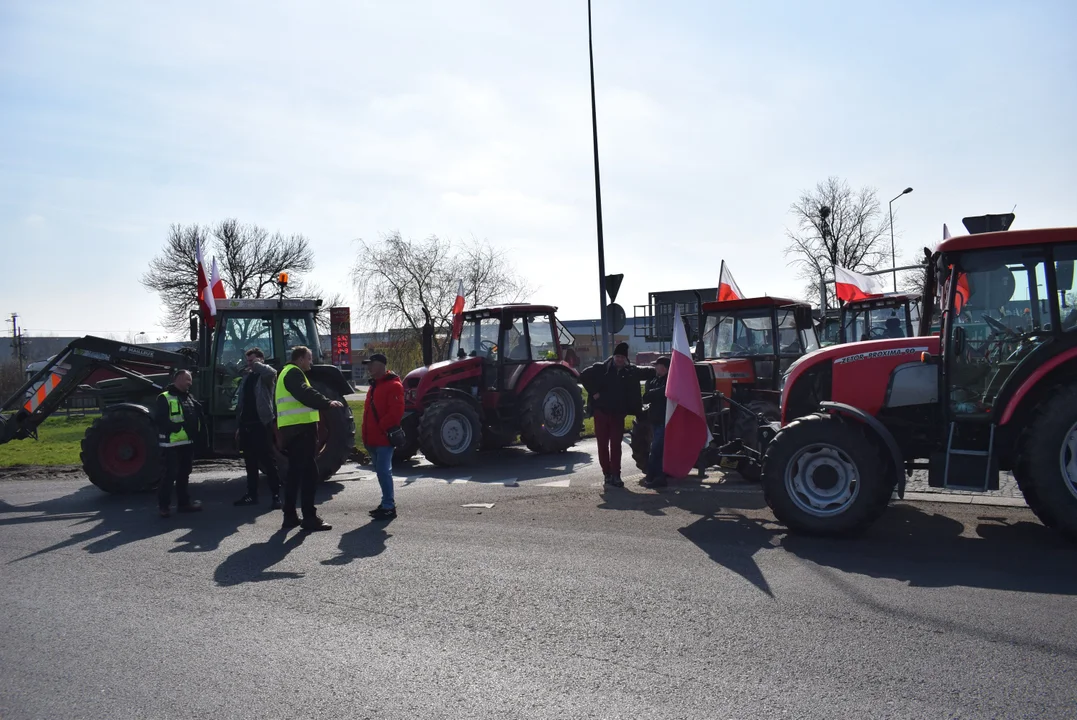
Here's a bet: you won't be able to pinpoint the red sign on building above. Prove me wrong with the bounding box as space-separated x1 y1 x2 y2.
329 307 351 367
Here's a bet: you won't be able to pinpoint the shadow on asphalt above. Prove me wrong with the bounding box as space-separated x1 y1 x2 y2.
321 519 393 567
390 448 594 484
0 478 346 563
596 480 1077 599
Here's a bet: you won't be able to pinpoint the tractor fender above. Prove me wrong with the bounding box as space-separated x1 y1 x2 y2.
423 387 482 413
104 402 153 419
306 364 355 398
818 401 906 499
515 363 578 394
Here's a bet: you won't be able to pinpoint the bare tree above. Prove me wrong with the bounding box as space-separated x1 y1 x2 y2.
784 177 892 307
351 232 532 365
141 219 316 335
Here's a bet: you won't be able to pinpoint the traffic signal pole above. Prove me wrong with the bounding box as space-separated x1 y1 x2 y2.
588 0 610 360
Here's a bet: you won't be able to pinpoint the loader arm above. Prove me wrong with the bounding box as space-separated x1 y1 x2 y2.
0 336 194 445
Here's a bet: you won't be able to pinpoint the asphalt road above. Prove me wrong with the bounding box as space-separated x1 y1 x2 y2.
2 440 1076 719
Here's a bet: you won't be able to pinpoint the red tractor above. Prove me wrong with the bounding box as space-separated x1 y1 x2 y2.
630 296 819 479
396 304 585 466
818 292 922 346
763 224 1077 539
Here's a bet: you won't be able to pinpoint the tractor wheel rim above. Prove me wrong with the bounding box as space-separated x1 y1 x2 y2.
542 388 575 437
783 443 860 517
1061 420 1077 501
440 413 473 454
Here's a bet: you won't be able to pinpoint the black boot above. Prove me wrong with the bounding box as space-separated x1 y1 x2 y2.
281 511 301 530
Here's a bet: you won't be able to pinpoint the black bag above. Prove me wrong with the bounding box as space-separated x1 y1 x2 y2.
369 393 407 448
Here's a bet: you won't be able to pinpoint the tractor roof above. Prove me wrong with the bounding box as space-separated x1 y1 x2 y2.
701 296 806 313
844 292 920 308
217 298 323 311
464 304 558 317
936 226 1076 254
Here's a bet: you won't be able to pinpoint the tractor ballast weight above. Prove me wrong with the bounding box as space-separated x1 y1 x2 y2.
763 223 1077 541
400 304 584 467
0 298 356 494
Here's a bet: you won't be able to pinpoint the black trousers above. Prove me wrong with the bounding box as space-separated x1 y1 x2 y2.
239 422 281 496
158 444 194 510
283 426 319 519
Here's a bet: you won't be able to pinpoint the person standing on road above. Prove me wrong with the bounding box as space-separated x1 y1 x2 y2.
233 347 281 509
579 342 655 487
155 369 203 518
362 353 405 520
276 346 343 532
641 356 670 488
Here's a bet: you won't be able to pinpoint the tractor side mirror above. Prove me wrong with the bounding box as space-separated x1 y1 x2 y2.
953 325 967 356
1057 260 1074 294
189 312 198 342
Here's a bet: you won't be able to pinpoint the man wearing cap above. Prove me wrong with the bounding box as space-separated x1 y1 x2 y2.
361 353 405 520
579 342 655 487
276 345 343 532
640 356 671 488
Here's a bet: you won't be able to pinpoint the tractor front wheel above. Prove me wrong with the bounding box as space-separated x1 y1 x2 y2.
81 408 160 494
1016 385 1077 540
762 413 892 536
519 372 584 454
418 399 481 467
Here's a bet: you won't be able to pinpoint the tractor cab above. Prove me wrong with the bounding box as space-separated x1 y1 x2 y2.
698 296 819 407
839 293 921 343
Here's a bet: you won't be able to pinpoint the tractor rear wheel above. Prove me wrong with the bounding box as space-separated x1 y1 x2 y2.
274 380 355 482
630 418 652 472
519 371 584 454
81 408 160 494
1016 385 1077 540
762 413 892 536
418 398 481 467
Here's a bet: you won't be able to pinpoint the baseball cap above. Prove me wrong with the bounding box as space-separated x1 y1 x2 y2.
363 353 388 365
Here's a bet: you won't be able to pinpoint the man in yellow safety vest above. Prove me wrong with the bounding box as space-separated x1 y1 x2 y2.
275 345 343 531
154 368 203 518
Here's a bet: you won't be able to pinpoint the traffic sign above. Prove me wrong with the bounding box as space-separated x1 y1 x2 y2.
605 274 624 303
607 303 626 333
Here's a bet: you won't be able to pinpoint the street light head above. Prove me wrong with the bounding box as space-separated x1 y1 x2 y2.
903 187 913 194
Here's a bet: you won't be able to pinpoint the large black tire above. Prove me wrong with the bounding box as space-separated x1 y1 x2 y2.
519 371 584 454
630 418 652 472
1015 385 1077 539
418 398 481 467
761 413 893 536
274 380 355 482
80 408 160 494
393 437 420 463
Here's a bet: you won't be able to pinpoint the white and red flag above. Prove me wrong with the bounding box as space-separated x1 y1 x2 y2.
210 258 227 304
195 238 216 327
834 265 886 302
663 307 713 478
717 260 743 302
450 279 466 340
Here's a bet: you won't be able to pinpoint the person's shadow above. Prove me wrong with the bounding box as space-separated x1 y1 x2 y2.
213 528 308 586
321 520 392 566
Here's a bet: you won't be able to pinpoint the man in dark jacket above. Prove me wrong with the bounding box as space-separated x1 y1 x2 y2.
155 369 203 518
579 342 655 487
233 347 281 508
641 356 670 488
275 345 343 532
361 353 405 520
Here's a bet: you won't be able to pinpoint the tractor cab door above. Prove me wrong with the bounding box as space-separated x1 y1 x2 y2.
938 246 1054 490
500 316 532 391
211 313 277 434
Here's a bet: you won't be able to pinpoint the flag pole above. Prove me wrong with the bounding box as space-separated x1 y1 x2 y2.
588 0 610 360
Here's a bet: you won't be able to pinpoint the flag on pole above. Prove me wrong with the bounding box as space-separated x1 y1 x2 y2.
834 266 886 302
209 258 227 324
717 260 744 302
195 239 215 327
450 279 466 340
663 307 712 478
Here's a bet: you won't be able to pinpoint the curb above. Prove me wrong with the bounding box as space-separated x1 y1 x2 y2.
899 491 1027 508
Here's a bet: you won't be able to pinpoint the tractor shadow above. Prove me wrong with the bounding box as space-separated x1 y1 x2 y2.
595 478 1077 599
382 448 594 486
0 475 346 562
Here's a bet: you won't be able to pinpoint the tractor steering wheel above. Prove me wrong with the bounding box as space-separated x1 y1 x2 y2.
479 339 498 356
869 327 886 339
982 314 1019 339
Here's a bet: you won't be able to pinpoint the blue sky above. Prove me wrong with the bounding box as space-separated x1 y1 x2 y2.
1 0 1074 338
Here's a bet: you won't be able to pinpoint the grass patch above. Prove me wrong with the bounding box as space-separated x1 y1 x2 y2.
0 414 94 467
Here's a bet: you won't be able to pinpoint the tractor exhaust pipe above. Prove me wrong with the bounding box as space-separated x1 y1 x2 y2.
693 290 705 361
421 308 434 366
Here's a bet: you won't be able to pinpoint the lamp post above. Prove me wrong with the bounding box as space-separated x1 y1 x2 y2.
587 0 609 359
888 187 914 292
819 205 831 313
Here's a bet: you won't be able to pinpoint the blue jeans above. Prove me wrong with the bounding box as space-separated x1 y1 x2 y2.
367 445 395 509
648 422 665 477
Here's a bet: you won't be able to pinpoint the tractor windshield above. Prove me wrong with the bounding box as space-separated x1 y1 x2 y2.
450 317 501 360
702 309 773 358
845 305 908 341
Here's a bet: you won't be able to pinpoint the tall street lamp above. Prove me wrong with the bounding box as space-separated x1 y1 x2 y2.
587 0 609 359
889 187 913 292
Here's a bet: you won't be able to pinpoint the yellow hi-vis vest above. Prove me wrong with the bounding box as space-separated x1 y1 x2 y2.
159 392 191 447
275 365 321 428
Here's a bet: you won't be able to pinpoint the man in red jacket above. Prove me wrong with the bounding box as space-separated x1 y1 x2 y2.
362 353 405 520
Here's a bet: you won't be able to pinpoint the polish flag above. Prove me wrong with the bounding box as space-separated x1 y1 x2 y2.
718 261 743 302
450 279 466 340
195 239 216 327
834 266 886 302
663 307 712 478
209 258 227 321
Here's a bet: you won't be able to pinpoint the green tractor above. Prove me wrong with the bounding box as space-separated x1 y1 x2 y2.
0 298 355 494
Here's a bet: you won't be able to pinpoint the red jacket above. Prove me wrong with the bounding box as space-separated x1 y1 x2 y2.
362 372 405 447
